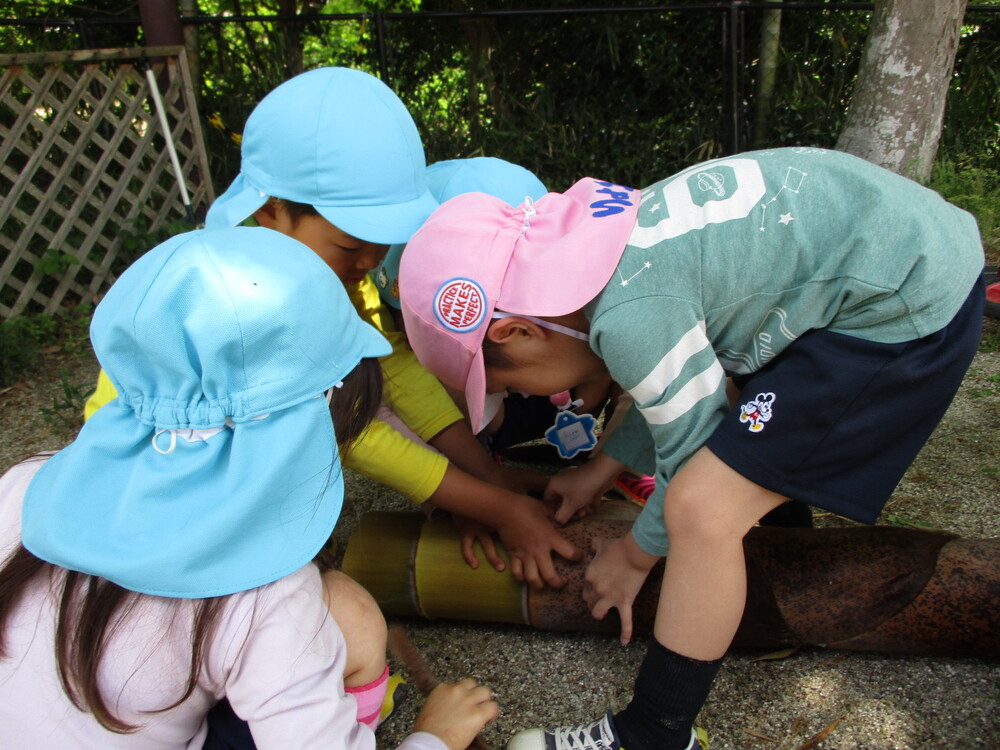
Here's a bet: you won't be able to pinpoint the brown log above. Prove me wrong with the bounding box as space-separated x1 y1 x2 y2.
342 508 1000 658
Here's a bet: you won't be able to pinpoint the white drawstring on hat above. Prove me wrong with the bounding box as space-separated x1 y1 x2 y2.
151 414 275 455
150 382 349 454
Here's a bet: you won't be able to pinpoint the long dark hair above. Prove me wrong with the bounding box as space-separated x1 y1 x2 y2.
0 357 384 733
330 356 383 459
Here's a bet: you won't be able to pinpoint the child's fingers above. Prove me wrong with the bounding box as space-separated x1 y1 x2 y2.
587 593 634 645
521 556 545 590
460 535 481 569
509 554 524 583
552 531 584 563
553 500 575 525
478 536 506 572
533 553 568 590
617 606 634 645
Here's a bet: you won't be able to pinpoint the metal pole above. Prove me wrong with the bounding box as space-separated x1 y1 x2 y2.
144 65 196 224
724 1 745 154
375 12 390 86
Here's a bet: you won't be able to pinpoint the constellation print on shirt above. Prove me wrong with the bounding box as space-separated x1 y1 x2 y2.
617 260 653 287
758 166 807 231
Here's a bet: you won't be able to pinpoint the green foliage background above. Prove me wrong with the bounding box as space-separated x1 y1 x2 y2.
2 1 999 254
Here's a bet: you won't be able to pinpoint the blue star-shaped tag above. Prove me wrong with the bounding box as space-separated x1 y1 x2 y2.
544 410 598 459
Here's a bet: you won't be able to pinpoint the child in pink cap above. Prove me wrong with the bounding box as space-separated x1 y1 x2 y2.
397 147 985 750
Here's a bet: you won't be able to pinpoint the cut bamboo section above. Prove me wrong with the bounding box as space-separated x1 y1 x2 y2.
343 506 1000 658
342 511 423 616
415 517 526 622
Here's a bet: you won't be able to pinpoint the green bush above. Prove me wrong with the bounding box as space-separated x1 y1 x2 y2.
929 158 1000 263
0 304 94 389
0 314 59 388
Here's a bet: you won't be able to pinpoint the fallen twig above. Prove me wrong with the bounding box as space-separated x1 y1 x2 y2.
388 625 491 750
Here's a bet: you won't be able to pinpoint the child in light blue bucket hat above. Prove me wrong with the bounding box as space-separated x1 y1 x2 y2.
86 69 582 591
0 227 497 750
206 67 437 243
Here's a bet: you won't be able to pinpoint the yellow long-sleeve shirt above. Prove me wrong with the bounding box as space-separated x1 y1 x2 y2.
84 275 463 503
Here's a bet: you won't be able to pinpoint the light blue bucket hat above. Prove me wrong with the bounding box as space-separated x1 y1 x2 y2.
372 157 548 308
22 227 391 598
205 67 438 245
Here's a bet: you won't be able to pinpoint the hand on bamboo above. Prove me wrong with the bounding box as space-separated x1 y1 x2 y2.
545 452 625 525
584 533 660 645
452 514 506 572
497 496 583 589
413 678 499 750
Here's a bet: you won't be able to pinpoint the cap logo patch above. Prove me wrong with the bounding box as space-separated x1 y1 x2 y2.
434 278 487 333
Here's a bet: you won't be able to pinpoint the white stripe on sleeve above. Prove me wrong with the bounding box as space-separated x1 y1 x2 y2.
635 358 725 425
629 321 712 404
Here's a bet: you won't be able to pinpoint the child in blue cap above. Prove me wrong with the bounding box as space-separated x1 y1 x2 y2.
0 226 497 750
85 68 581 590
396 147 985 750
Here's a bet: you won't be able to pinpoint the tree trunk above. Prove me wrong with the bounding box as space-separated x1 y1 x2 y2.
836 0 968 182
752 0 783 148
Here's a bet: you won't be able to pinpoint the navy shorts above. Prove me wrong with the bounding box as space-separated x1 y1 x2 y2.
203 699 255 750
706 280 984 524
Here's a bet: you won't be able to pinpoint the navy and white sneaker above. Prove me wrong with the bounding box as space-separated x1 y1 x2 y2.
506 712 622 750
506 712 703 750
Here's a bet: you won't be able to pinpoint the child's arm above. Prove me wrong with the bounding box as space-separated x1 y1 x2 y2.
429 420 547 496
83 369 116 421
343 419 452 502
429 465 583 589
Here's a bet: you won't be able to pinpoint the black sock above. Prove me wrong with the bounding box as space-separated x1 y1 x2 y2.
613 637 723 750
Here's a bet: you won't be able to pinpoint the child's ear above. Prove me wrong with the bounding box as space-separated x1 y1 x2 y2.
485 316 545 344
252 198 280 229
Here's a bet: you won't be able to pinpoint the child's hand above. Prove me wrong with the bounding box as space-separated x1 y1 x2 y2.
584 533 660 645
545 453 624 525
497 497 583 589
492 463 548 497
545 467 605 525
452 514 506 572
412 678 499 750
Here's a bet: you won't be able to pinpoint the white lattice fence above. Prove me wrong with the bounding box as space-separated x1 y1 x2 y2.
0 46 214 319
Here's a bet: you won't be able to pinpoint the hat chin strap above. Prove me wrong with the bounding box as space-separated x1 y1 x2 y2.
491 311 590 342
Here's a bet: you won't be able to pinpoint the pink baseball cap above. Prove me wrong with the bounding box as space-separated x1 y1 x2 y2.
399 177 639 431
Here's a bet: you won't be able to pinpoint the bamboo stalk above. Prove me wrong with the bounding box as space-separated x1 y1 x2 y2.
347 509 1000 658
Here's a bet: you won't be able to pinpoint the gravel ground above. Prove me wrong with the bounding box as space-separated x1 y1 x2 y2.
1 318 998 750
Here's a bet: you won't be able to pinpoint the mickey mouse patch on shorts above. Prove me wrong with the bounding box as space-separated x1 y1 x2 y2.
739 392 775 433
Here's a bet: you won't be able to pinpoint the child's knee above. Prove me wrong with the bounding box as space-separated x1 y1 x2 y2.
663 475 779 542
322 570 388 681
